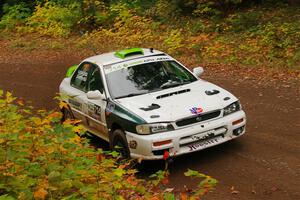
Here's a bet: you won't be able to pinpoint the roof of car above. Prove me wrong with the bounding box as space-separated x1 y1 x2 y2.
83 48 167 66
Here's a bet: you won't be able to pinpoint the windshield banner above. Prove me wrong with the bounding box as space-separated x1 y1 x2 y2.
104 56 172 74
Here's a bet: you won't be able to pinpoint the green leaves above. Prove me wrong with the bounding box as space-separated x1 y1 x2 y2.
0 91 217 199
0 194 15 200
113 167 125 177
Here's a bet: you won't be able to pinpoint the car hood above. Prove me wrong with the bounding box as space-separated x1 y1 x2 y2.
115 79 238 123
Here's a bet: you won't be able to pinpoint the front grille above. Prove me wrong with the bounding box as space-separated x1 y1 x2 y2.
176 110 221 127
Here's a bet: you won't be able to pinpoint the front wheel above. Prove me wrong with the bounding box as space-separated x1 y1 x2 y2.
110 129 130 159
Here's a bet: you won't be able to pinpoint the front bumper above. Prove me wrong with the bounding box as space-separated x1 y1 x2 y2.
125 110 246 160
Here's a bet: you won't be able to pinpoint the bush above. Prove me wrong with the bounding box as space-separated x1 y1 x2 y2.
0 90 217 199
164 29 185 54
227 11 262 33
0 3 31 30
26 2 81 37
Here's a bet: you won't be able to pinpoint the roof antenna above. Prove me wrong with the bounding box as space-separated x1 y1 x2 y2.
150 48 154 53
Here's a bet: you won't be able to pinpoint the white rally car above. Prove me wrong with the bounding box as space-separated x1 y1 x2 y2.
59 48 246 160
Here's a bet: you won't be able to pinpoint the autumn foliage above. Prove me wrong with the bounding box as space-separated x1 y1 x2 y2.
0 90 217 199
0 1 299 70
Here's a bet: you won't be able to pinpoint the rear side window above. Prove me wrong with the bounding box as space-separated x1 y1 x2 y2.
71 62 93 91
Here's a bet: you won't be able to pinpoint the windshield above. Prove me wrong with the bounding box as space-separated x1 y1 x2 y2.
105 60 197 99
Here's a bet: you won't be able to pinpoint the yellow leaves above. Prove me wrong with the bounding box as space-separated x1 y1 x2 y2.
34 188 48 200
6 92 15 103
59 101 69 110
72 125 85 135
113 167 125 177
70 135 81 143
32 117 51 126
32 117 43 125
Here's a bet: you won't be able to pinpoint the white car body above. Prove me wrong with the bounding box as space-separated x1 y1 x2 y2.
59 48 246 160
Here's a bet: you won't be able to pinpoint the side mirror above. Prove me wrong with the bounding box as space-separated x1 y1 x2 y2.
87 90 105 100
193 67 204 77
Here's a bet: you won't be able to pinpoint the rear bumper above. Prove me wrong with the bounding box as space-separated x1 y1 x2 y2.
125 110 246 160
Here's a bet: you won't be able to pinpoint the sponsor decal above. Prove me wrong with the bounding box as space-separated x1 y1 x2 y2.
87 103 102 121
190 107 203 115
191 131 215 141
105 102 115 115
104 56 172 73
188 138 219 151
68 99 82 110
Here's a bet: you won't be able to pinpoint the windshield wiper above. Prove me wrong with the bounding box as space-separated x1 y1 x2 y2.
115 92 147 99
160 80 191 89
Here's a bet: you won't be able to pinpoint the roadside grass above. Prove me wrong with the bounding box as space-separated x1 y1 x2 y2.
47 41 64 50
10 39 37 51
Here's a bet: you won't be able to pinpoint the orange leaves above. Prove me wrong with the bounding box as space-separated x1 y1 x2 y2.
34 178 49 200
180 192 188 200
47 112 62 122
63 119 81 126
16 98 25 106
126 176 138 186
34 188 48 200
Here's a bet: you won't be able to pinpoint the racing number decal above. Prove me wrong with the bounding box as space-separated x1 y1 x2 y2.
87 103 102 122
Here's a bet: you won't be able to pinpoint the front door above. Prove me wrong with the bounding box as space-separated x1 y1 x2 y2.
68 62 94 126
83 64 109 141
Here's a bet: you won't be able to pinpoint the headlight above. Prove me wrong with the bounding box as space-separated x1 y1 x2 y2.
136 123 174 135
223 101 241 116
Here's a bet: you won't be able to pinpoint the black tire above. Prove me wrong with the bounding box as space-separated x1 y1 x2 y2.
110 129 130 159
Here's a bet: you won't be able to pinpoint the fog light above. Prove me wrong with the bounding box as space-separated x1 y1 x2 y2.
233 126 245 136
129 140 137 149
153 140 172 147
232 118 244 125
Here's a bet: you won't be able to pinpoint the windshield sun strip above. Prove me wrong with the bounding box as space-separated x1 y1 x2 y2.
103 56 173 74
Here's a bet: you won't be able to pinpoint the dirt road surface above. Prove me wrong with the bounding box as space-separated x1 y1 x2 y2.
0 54 299 200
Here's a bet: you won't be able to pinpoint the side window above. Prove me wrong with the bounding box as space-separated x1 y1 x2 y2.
87 66 104 93
71 62 93 91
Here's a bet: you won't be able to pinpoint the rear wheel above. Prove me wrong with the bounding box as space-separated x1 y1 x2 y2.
61 107 74 122
110 129 130 159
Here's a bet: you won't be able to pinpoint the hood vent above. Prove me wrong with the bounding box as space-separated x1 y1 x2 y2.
140 103 160 111
156 89 191 99
205 89 220 96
